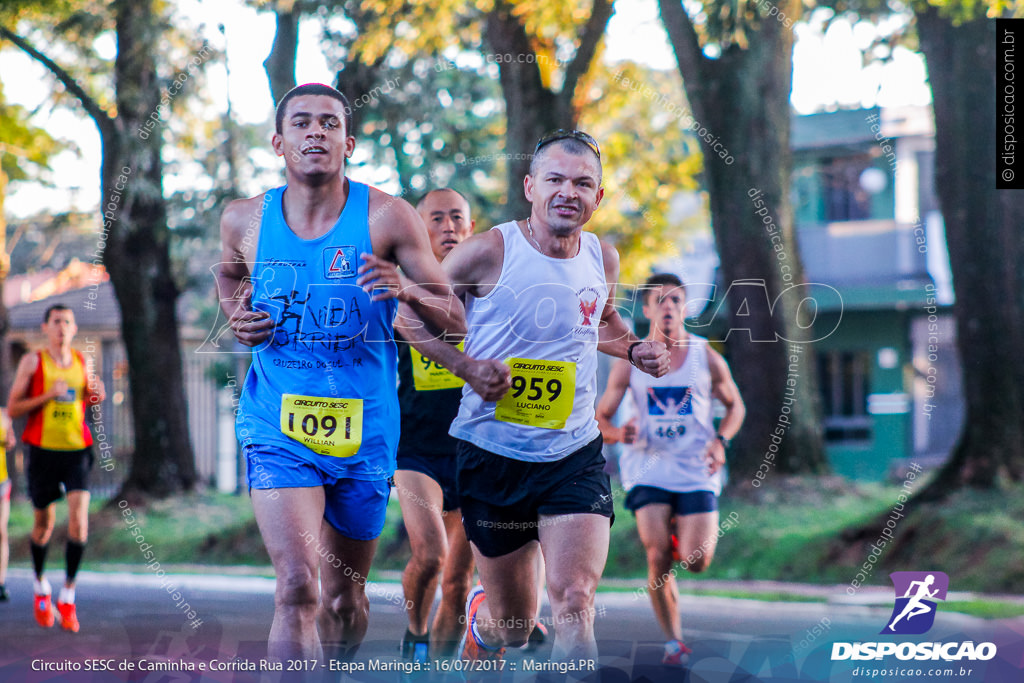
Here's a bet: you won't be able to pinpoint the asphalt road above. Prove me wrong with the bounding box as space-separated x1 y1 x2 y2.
1 568 1021 683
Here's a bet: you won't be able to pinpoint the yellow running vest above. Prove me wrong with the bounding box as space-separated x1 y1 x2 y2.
23 350 93 451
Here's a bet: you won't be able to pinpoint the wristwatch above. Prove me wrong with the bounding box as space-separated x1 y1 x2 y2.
716 434 731 449
627 341 643 368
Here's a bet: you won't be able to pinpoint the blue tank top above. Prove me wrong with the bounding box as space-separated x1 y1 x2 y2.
236 181 398 480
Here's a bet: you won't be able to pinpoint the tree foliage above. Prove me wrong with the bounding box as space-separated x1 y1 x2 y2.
1 0 199 498
247 0 705 274
344 0 613 216
579 60 706 281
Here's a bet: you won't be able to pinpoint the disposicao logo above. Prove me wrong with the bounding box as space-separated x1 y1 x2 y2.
831 571 997 663
882 571 948 635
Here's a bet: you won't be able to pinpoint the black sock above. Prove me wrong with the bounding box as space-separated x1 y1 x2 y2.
404 627 429 643
66 540 86 583
30 542 48 580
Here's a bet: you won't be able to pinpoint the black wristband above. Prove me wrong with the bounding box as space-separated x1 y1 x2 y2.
627 341 643 368
716 434 731 449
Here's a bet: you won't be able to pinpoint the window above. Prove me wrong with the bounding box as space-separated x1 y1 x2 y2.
817 350 871 442
822 156 875 222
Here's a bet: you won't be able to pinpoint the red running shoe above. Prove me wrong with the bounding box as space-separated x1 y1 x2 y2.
456 585 505 681
662 639 692 666
34 593 55 628
57 600 80 632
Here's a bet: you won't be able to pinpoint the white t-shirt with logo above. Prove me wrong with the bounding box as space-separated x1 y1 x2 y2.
619 335 722 495
449 221 608 462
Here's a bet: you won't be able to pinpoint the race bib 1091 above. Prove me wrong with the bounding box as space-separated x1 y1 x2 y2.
280 394 363 457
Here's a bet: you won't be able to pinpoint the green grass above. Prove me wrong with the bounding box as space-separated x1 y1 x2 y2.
681 589 824 603
8 492 268 567
603 476 898 584
943 600 1024 619
7 478 1024 609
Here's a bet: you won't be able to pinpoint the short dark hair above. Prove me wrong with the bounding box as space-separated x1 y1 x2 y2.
641 273 686 304
275 83 353 138
528 137 603 180
43 304 72 323
416 188 471 213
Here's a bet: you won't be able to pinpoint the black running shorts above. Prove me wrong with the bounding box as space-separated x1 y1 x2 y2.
624 486 718 516
396 450 460 512
27 445 94 509
456 435 613 558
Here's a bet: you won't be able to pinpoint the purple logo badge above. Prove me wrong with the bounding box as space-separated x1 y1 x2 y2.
881 571 949 635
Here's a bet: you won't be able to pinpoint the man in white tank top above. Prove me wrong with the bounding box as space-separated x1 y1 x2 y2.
597 273 745 667
401 130 671 671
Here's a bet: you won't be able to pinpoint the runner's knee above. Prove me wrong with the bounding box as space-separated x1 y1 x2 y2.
275 565 319 609
321 589 368 623
550 579 596 618
645 546 674 575
67 519 88 543
410 544 445 575
32 521 54 544
685 550 713 573
440 568 472 601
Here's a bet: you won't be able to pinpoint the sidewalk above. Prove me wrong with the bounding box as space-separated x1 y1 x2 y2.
9 566 1024 608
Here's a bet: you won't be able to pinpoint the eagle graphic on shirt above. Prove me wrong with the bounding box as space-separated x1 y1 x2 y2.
579 293 600 326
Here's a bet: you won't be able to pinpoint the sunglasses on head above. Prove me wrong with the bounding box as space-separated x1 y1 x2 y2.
534 129 601 159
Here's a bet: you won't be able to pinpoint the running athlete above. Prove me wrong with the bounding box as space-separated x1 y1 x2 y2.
7 305 106 632
403 130 671 668
216 83 465 663
395 188 477 661
596 273 745 666
887 574 939 632
0 408 15 602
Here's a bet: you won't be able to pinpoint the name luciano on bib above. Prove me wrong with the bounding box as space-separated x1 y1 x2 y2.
495 358 576 430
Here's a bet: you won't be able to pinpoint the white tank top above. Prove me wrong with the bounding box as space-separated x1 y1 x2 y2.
449 221 608 462
619 335 722 495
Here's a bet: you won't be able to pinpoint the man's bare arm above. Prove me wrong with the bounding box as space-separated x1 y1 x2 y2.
3 411 14 449
364 191 466 338
391 228 504 343
698 347 745 475
394 232 510 400
595 241 670 377
596 359 635 444
708 348 745 441
7 353 51 418
217 197 275 347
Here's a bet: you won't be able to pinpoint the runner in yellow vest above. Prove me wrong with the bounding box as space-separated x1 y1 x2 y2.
8 304 105 632
0 407 15 602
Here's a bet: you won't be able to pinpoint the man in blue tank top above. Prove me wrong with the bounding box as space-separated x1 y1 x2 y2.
216 83 465 664
402 131 672 673
597 272 745 667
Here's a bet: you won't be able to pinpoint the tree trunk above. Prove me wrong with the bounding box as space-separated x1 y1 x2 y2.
484 0 612 217
914 8 1024 498
484 4 561 217
658 1 828 481
263 6 299 105
109 0 197 497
